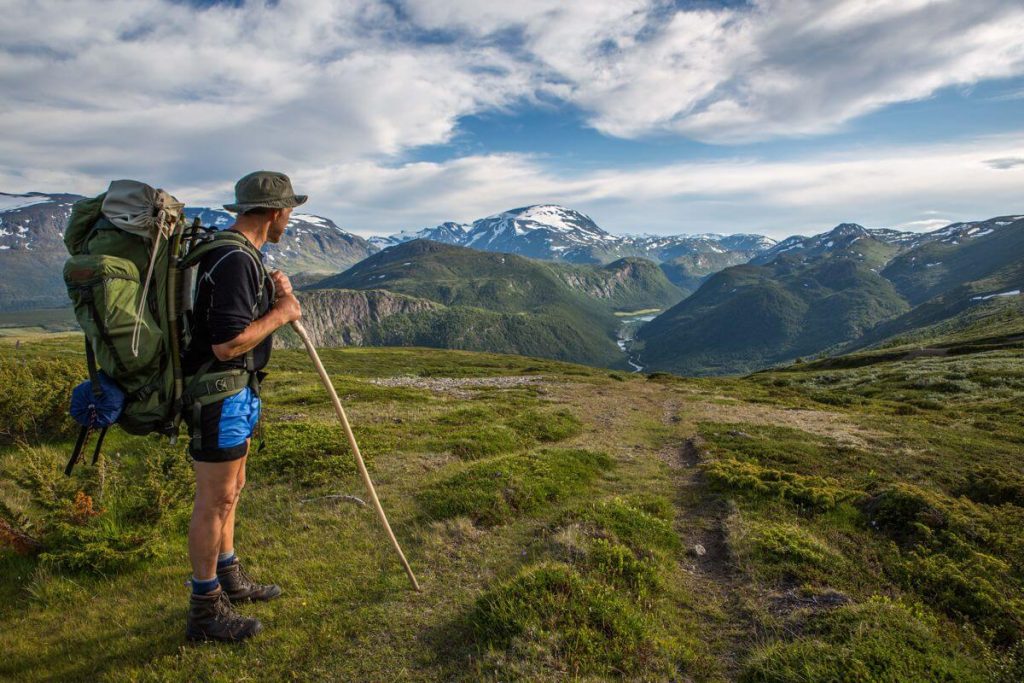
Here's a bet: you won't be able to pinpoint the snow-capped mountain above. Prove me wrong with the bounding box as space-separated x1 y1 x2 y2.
752 223 908 265
0 192 86 310
917 215 1024 247
374 205 777 266
463 205 617 262
0 194 376 312
368 221 470 250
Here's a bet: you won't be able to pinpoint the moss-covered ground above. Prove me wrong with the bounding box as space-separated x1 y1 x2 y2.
2 334 1023 681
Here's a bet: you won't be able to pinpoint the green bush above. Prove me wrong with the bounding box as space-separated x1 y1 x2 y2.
507 408 583 443
4 444 190 574
705 458 855 511
860 483 947 545
0 357 79 444
574 497 681 553
895 550 1024 646
441 424 525 460
959 466 1024 508
741 598 989 682
587 538 660 596
418 448 612 526
730 518 838 583
256 421 363 487
470 562 673 677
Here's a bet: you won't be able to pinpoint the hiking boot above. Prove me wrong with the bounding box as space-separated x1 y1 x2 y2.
217 558 282 603
185 587 262 643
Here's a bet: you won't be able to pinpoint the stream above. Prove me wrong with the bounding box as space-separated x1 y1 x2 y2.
616 312 658 373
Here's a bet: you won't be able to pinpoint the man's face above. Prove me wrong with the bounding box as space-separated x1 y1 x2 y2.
267 207 293 244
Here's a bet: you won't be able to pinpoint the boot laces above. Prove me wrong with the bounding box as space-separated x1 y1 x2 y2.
236 562 262 591
214 591 247 627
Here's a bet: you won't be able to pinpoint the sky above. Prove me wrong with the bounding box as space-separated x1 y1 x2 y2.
1 0 1023 238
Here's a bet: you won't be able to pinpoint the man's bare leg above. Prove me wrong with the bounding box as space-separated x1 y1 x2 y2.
219 447 248 556
189 457 246 582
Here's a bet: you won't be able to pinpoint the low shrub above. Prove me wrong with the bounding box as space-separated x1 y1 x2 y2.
573 497 681 553
587 538 661 595
895 550 1024 646
508 408 582 443
704 458 854 511
0 357 79 444
959 466 1024 508
859 483 947 545
470 562 674 677
419 448 612 526
3 443 190 574
256 421 364 487
740 597 989 682
729 517 838 583
442 424 525 460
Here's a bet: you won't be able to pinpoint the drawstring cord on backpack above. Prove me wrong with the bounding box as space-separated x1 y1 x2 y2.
131 208 170 358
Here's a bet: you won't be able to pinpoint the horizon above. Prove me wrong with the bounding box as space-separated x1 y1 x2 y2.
4 189 1022 241
8 188 1024 241
2 1 1023 238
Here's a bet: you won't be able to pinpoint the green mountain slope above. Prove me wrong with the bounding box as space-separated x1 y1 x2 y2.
307 240 683 367
638 218 1024 375
637 226 909 375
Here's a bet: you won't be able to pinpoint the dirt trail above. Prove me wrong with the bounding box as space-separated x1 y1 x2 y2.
664 401 757 679
681 400 879 449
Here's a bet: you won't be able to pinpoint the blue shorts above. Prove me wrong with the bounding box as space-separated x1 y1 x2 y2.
187 387 261 462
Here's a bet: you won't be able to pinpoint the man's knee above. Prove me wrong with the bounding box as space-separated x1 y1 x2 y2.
196 490 238 520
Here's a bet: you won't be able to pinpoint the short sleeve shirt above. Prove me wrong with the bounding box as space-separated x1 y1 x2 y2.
182 238 274 376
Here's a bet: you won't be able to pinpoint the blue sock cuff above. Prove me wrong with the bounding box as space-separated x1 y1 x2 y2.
217 552 237 570
192 576 220 595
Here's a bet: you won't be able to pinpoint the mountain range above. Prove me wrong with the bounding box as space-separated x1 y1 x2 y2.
638 216 1024 375
0 193 378 311
368 204 774 291
3 189 1021 378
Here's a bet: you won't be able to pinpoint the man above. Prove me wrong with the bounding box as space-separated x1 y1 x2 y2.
181 171 304 642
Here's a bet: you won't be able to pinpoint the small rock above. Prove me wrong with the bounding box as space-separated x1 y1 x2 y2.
728 430 753 439
689 544 707 557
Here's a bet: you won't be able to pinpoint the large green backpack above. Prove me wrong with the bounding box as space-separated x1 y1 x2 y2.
62 180 269 472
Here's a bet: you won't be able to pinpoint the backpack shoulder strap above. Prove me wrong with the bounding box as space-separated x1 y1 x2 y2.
181 230 263 270
181 230 275 305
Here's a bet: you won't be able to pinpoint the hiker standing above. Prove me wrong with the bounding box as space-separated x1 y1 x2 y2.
181 171 304 642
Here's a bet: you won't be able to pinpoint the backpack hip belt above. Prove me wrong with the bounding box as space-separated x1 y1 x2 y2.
182 351 262 451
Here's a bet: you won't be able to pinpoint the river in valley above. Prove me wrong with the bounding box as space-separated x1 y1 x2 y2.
616 311 659 372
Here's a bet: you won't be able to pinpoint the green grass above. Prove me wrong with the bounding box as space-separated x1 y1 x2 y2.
741 597 991 682
1 333 1023 680
468 562 679 678
418 448 612 526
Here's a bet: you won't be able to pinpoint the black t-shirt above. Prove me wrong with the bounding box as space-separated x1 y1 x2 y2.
182 239 274 376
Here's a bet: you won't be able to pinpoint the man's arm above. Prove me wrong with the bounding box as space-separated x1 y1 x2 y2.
212 272 301 362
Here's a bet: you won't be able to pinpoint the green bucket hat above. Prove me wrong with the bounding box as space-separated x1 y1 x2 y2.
224 171 308 213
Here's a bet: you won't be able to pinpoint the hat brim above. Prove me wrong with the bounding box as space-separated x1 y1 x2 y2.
223 194 308 213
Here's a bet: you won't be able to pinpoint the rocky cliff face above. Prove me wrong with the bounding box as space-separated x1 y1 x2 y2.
275 288 441 348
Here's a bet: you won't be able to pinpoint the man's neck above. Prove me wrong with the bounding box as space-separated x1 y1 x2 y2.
230 220 269 250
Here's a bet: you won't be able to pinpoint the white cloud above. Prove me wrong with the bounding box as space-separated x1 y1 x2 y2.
402 0 1024 141
1 0 1023 237
303 134 1024 237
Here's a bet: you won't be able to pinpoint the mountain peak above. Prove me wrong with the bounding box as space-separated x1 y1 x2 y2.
481 204 603 236
828 223 869 238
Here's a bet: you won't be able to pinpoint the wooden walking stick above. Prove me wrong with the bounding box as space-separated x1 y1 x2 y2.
291 320 421 592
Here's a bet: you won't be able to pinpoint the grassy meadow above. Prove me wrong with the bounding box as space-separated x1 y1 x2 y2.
2 332 1023 681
